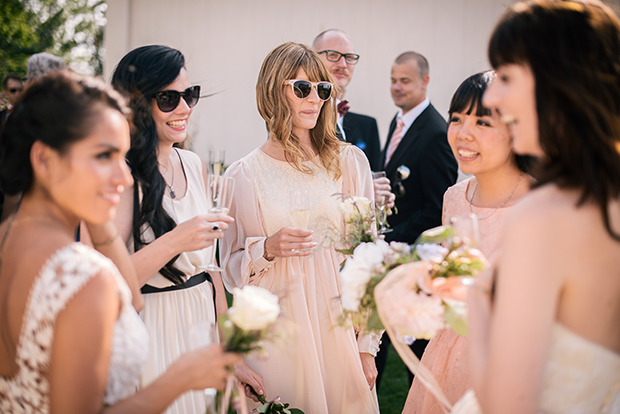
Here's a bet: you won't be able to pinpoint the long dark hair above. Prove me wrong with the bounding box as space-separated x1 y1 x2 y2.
111 45 186 284
489 0 620 240
448 71 535 174
0 70 129 195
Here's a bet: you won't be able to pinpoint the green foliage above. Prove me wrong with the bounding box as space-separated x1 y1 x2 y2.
0 0 106 79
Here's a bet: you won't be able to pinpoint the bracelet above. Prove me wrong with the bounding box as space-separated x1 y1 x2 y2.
263 240 274 261
93 230 120 247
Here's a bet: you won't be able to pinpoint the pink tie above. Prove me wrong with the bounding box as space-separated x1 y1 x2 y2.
385 117 405 167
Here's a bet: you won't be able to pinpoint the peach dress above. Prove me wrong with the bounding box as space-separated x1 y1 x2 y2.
221 145 380 414
402 177 514 414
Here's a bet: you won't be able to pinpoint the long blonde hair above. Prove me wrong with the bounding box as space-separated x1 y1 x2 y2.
256 42 344 179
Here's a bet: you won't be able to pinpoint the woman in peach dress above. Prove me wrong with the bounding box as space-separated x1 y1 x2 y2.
402 71 533 414
221 42 380 413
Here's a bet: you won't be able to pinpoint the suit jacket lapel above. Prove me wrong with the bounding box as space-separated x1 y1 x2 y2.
385 106 431 174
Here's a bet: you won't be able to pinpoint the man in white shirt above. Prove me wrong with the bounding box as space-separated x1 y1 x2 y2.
376 51 457 389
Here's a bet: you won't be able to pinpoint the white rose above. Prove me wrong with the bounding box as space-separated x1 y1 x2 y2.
339 196 372 221
352 240 390 270
416 243 449 263
339 257 373 311
228 286 281 331
352 196 373 218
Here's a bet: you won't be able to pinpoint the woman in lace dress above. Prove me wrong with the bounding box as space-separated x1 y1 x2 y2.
111 45 263 414
402 72 532 414
450 2 620 413
0 71 239 413
221 42 380 413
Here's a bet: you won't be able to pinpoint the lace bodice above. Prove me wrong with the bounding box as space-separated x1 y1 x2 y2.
247 149 342 248
0 243 149 413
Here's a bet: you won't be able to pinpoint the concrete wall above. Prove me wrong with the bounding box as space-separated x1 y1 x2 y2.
103 0 515 166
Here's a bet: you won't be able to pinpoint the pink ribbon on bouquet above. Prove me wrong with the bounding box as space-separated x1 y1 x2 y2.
374 262 454 414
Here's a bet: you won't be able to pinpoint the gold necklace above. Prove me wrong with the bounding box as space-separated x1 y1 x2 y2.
468 172 524 220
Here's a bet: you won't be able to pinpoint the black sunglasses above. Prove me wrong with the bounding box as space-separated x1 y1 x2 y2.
154 85 201 112
284 80 333 101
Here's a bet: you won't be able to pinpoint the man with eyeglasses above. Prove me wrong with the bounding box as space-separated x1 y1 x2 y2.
312 29 382 171
1 73 24 125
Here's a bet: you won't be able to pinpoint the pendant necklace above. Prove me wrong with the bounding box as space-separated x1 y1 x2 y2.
469 171 524 220
165 158 176 199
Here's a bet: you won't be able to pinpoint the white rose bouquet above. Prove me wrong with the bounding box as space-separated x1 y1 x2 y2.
219 286 280 354
338 224 488 338
336 196 376 256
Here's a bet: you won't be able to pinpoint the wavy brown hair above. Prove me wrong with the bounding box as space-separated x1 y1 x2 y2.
256 42 344 179
489 0 620 240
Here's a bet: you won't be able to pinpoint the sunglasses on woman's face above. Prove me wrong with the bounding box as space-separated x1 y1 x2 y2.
284 80 333 101
154 85 201 112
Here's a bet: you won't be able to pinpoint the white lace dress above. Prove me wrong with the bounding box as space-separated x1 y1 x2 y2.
0 243 149 413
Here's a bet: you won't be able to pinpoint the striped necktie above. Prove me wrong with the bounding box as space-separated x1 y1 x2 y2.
385 117 405 167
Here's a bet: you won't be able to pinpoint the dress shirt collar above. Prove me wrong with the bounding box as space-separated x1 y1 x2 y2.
397 97 430 133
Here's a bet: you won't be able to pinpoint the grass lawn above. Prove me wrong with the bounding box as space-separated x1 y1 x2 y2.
378 344 410 414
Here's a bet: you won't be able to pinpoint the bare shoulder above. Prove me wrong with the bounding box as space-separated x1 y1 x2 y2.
505 184 581 236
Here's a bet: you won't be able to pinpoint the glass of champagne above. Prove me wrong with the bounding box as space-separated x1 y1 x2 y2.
187 321 218 414
449 213 480 248
207 175 234 271
372 171 392 234
209 150 225 176
289 189 310 230
450 214 481 289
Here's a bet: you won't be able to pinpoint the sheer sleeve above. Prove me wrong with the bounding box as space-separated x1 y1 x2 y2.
341 145 382 355
341 145 375 203
220 157 276 291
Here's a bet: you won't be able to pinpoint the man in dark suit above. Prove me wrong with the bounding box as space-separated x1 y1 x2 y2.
0 73 24 128
375 51 458 389
313 29 382 171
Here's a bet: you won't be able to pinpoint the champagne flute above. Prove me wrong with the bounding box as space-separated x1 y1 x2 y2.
450 214 481 289
187 321 218 414
289 189 310 230
449 213 480 248
209 150 225 176
207 175 234 271
372 171 392 234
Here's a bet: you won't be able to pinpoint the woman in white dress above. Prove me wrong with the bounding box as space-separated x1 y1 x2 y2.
111 45 263 414
452 1 620 413
0 71 239 413
221 42 380 413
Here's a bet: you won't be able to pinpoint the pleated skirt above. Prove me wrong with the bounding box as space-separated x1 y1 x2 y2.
139 278 217 414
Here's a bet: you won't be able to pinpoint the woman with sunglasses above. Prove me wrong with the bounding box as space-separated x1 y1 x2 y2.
221 42 379 413
0 70 239 414
448 2 620 413
111 45 263 414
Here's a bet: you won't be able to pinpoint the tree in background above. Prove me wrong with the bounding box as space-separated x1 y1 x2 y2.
0 0 106 78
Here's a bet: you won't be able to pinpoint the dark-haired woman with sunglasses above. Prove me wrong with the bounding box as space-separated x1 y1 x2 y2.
110 45 264 414
221 42 379 413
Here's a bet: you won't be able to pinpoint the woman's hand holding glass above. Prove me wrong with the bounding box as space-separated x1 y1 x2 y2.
166 213 234 255
264 228 316 258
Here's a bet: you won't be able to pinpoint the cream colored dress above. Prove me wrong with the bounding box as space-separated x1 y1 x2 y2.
450 323 620 414
132 149 217 414
221 145 380 414
403 177 515 414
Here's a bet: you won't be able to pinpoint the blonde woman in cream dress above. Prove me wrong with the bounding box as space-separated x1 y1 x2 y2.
222 42 380 414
